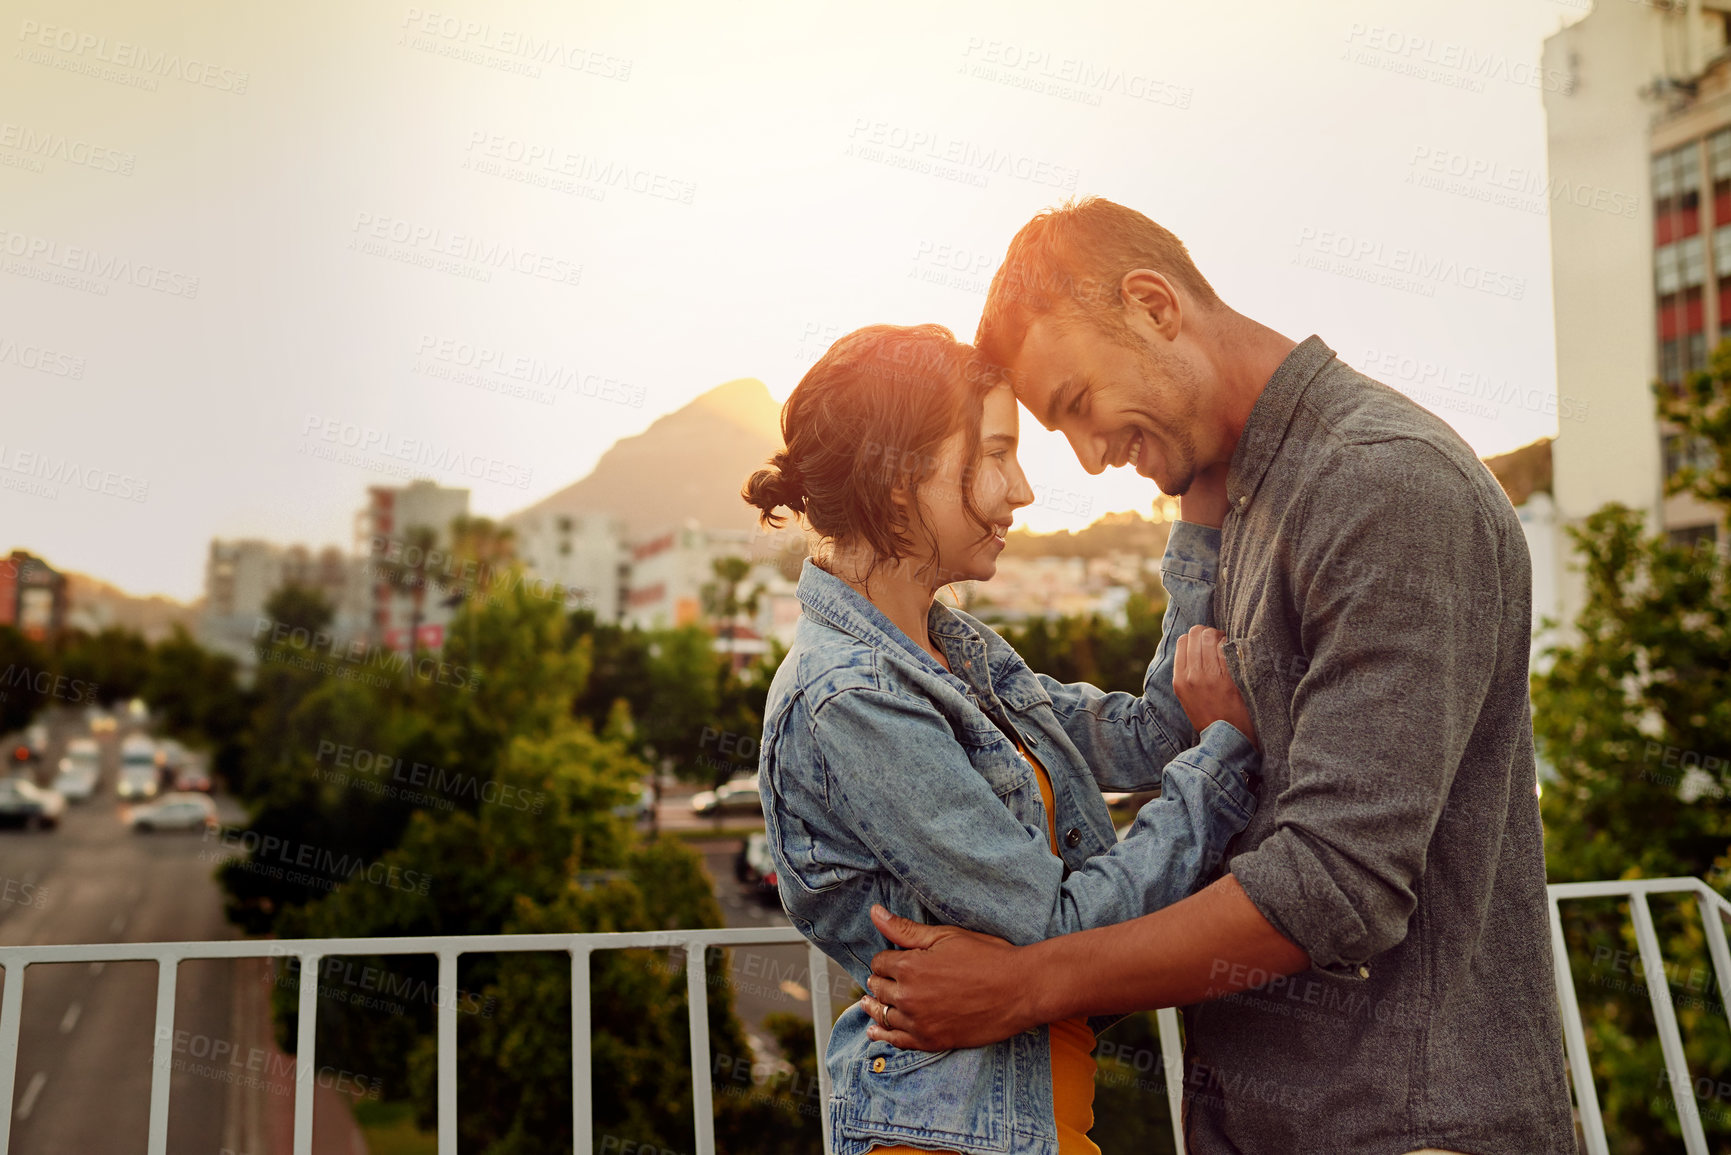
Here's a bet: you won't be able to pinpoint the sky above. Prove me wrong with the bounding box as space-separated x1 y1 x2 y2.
2 0 1601 601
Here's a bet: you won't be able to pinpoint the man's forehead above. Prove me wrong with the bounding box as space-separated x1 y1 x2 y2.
1004 319 1066 427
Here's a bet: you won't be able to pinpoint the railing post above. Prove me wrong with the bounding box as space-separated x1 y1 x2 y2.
572 946 593 1155
1157 1007 1187 1155
1694 884 1731 1037
438 950 458 1155
1632 893 1709 1153
805 943 834 1153
1548 897 1607 1155
293 952 321 1155
0 959 25 1155
146 955 179 1155
686 940 716 1155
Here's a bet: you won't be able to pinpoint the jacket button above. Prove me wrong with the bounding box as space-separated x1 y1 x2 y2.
872 1057 886 1072
1064 827 1081 848
1026 733 1039 748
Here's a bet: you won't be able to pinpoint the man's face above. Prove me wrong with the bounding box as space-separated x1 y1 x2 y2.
1007 313 1208 496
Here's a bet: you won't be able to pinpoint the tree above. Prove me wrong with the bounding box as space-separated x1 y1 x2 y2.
0 625 47 735
1533 345 1731 1152
701 556 765 676
228 569 810 1151
376 523 441 658
52 626 153 707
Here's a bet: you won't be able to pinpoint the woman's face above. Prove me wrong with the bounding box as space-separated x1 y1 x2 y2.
911 384 1035 586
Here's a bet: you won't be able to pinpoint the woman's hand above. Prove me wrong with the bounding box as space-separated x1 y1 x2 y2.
1178 462 1231 528
1174 625 1258 751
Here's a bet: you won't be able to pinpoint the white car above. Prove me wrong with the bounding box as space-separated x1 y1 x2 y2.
129 793 217 832
0 777 66 830
690 778 763 818
54 757 98 802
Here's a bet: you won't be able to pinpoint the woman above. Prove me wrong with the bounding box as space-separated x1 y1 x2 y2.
742 323 1259 1155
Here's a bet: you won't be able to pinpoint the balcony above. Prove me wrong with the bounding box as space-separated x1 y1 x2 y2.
0 878 1725 1155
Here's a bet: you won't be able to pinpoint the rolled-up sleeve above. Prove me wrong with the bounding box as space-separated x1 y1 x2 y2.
1228 440 1502 972
1035 520 1225 791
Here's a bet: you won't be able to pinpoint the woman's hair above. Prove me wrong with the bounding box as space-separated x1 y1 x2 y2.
742 323 1004 588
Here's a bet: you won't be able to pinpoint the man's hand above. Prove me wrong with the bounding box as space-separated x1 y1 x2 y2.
1174 625 1258 751
859 905 1033 1051
1178 462 1231 528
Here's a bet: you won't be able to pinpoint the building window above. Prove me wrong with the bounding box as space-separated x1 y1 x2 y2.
1656 236 1708 293
1663 431 1718 479
1655 142 1703 245
1667 523 1719 551
1714 129 1731 184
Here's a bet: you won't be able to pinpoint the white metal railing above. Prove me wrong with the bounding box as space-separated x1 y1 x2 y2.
0 926 838 1155
1549 876 1731 1155
6 879 1718 1155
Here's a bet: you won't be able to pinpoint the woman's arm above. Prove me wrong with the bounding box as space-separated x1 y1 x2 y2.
808 684 1257 948
1033 519 1225 791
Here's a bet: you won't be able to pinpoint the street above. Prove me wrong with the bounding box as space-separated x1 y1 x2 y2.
0 710 364 1155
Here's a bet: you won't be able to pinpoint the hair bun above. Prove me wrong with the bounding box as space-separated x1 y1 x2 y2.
741 453 807 529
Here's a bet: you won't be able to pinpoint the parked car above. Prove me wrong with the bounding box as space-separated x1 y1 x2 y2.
690 777 762 818
0 778 65 830
86 706 117 734
54 756 99 802
173 757 213 794
734 831 782 904
129 793 218 833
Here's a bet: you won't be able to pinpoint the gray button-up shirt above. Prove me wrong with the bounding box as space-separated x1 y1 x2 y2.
1181 335 1576 1154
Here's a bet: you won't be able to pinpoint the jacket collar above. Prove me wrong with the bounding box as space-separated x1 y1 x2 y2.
796 556 990 681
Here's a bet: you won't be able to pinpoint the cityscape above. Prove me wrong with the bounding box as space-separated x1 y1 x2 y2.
3 2 1730 1155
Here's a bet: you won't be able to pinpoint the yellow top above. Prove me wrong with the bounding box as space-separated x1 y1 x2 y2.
866 741 1099 1155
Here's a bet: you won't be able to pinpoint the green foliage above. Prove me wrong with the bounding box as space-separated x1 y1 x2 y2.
1534 355 1731 1151
994 587 1169 695
0 625 49 734
52 625 152 706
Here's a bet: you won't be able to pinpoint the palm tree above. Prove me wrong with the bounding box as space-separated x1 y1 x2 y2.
701 556 766 675
375 524 440 654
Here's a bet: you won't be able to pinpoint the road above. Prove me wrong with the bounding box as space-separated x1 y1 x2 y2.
692 839 857 1070
0 709 364 1155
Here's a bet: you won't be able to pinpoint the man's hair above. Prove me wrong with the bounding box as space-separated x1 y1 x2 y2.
974 196 1223 367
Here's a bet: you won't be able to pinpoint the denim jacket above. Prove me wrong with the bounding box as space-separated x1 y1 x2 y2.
757 521 1259 1155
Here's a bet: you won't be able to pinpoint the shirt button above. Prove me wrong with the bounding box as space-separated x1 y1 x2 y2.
872 1057 886 1072
1064 827 1081 848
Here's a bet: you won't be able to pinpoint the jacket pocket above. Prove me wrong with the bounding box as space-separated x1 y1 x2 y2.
841 1040 1010 1151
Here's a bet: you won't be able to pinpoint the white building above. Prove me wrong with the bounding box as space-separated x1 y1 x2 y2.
198 539 368 670
353 480 471 651
1543 0 1731 629
506 509 627 623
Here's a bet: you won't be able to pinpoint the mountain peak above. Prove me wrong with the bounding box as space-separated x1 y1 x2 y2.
511 377 786 534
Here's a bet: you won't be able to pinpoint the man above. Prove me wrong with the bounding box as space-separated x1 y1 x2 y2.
855 197 1576 1154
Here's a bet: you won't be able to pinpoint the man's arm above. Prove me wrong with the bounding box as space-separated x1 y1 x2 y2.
860 874 1309 1050
807 686 1256 947
863 442 1503 1048
1032 465 1233 793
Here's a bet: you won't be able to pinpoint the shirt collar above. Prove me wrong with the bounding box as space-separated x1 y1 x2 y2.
1225 334 1337 510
